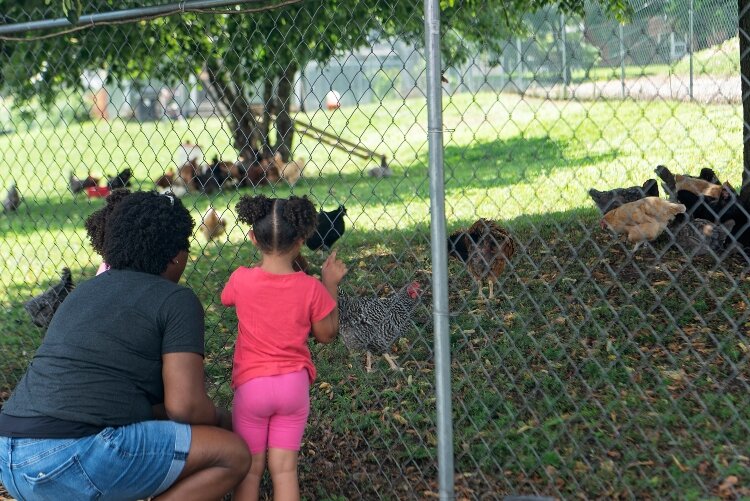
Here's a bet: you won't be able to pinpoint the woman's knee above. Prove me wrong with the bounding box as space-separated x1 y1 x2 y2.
185 426 250 477
222 433 251 477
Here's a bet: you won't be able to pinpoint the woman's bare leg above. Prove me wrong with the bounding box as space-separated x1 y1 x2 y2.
155 426 250 501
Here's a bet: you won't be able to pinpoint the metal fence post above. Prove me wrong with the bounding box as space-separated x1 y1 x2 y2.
689 0 694 100
516 38 524 90
560 12 568 99
423 0 455 499
619 23 626 99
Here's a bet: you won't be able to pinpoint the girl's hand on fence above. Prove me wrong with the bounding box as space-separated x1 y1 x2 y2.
321 250 348 288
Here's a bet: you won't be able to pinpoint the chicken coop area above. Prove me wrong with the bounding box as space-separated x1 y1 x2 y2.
2 0 750 498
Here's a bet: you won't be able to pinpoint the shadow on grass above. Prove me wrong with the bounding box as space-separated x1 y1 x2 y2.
442 135 619 190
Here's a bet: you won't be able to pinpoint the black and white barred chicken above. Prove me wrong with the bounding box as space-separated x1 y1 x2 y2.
339 282 422 372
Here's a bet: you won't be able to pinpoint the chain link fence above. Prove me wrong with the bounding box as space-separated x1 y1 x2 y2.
1 0 750 499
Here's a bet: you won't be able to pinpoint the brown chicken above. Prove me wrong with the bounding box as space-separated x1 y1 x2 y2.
155 168 175 189
178 159 200 192
199 206 226 241
675 175 722 199
601 196 686 252
272 152 305 186
448 218 516 298
655 165 720 199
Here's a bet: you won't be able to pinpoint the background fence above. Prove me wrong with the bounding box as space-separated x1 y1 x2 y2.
1 0 749 499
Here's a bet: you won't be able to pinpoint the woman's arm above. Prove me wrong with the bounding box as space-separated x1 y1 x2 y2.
162 352 225 426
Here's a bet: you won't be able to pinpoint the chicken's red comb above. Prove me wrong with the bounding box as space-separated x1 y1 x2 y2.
407 281 421 298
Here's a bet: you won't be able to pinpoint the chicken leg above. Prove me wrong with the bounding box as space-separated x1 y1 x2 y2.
366 351 373 373
488 280 494 299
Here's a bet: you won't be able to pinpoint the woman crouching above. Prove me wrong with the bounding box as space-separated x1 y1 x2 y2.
0 191 250 501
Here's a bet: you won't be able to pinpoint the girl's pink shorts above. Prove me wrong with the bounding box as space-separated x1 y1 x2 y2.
232 369 310 454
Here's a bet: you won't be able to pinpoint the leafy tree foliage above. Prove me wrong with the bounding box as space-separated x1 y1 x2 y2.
0 0 628 160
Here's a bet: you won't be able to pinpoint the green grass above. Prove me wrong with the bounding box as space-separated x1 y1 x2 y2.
1 91 749 499
672 36 739 78
528 37 739 86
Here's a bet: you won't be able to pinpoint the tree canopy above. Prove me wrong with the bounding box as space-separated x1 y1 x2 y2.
0 0 630 159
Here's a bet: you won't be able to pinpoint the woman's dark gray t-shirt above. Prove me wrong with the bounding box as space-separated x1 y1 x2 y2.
0 269 205 436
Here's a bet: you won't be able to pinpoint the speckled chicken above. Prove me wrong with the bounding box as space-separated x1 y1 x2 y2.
448 218 516 298
339 282 422 372
23 268 74 329
668 214 734 256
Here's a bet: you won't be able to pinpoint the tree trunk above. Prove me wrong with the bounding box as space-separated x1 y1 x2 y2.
233 114 260 162
740 0 750 206
260 78 274 159
275 62 298 162
205 60 260 162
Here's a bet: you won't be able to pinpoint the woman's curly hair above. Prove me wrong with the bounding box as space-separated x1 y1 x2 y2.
103 191 194 275
84 188 132 256
236 194 317 253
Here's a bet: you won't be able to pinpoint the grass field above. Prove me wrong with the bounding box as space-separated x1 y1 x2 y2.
1 91 749 499
553 37 739 85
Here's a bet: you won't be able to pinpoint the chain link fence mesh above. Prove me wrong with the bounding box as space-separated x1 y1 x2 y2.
1 0 750 499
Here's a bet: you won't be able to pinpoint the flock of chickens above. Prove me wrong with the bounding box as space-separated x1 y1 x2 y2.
154 141 306 198
9 155 748 374
589 164 747 256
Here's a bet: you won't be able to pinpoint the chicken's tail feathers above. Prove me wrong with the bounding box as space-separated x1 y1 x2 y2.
60 267 74 291
643 178 659 197
655 165 676 191
699 167 720 184
60 266 71 279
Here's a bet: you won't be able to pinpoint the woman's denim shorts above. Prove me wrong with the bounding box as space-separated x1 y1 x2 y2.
0 420 191 501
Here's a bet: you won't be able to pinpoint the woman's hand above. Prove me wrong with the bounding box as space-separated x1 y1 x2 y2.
321 250 348 289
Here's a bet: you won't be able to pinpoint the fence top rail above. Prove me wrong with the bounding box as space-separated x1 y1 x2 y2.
0 0 302 36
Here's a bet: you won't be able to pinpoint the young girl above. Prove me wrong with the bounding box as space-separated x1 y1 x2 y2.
222 194 347 501
84 188 131 275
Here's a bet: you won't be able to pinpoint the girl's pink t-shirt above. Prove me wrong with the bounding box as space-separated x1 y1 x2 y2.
221 266 336 389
